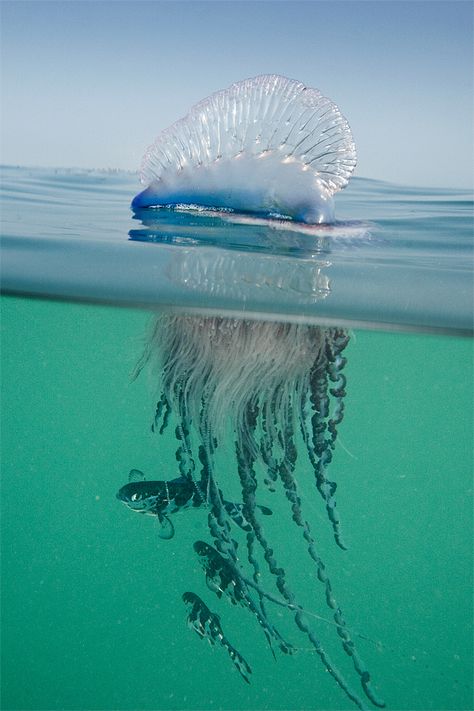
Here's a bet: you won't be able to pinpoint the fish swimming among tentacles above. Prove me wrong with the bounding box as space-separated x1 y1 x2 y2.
195 540 244 601
194 539 257 607
125 74 386 710
116 468 201 539
193 539 295 656
182 591 252 684
116 469 272 539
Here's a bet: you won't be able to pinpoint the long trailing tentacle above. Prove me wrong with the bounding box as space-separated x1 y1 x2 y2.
194 539 375 640
151 391 171 434
197 440 293 656
301 328 350 550
243 526 280 658
197 383 294 656
242 390 290 657
235 401 368 711
197 385 237 560
260 387 283 491
326 329 350 446
171 360 296 661
233 391 296 655
279 397 385 709
174 387 208 505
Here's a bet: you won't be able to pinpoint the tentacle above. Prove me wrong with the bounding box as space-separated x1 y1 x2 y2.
244 528 278 658
194 539 375 644
325 329 350 446
138 315 382 708
177 385 280 659
197 435 238 564
196 385 296 657
196 538 295 655
151 391 171 434
235 402 367 711
260 387 283 491
238 402 282 651
279 398 385 708
305 331 348 550
174 388 209 507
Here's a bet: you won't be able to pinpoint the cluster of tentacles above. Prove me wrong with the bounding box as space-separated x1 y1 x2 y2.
129 313 384 710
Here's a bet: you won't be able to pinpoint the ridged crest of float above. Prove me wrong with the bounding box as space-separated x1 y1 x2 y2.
134 75 356 223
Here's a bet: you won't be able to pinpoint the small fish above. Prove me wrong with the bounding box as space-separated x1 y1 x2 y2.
221 499 273 532
194 540 247 605
193 540 294 655
116 469 203 539
182 591 252 684
117 469 272 539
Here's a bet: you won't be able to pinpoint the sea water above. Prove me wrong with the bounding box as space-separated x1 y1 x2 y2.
1 166 473 711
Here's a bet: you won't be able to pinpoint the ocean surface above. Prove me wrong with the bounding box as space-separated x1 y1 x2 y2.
1 166 473 711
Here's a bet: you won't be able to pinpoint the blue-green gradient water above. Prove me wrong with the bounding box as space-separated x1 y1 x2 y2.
1 167 473 711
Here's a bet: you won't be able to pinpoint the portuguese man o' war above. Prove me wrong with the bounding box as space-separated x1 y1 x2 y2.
132 74 356 224
120 75 385 709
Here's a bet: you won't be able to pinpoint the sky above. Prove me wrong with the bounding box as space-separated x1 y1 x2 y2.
1 0 473 188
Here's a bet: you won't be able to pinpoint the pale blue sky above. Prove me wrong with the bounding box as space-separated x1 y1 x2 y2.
1 0 473 188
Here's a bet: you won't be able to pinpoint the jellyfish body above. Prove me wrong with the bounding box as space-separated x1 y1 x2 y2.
132 74 356 224
130 76 384 709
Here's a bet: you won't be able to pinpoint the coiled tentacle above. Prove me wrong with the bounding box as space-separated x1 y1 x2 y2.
196 441 292 656
260 389 281 491
174 389 208 506
303 329 349 550
326 329 350 446
235 402 367 711
152 391 171 435
279 399 385 708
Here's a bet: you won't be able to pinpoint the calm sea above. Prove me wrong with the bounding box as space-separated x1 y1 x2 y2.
1 166 473 711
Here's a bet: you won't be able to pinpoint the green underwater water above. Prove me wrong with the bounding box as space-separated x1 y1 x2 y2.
1 295 473 711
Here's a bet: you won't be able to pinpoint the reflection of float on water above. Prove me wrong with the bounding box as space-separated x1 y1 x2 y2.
129 207 372 310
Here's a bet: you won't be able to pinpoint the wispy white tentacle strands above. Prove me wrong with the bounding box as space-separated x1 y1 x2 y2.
137 314 385 707
132 74 356 223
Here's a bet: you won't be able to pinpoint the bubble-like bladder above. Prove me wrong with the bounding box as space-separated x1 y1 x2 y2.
126 76 384 709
